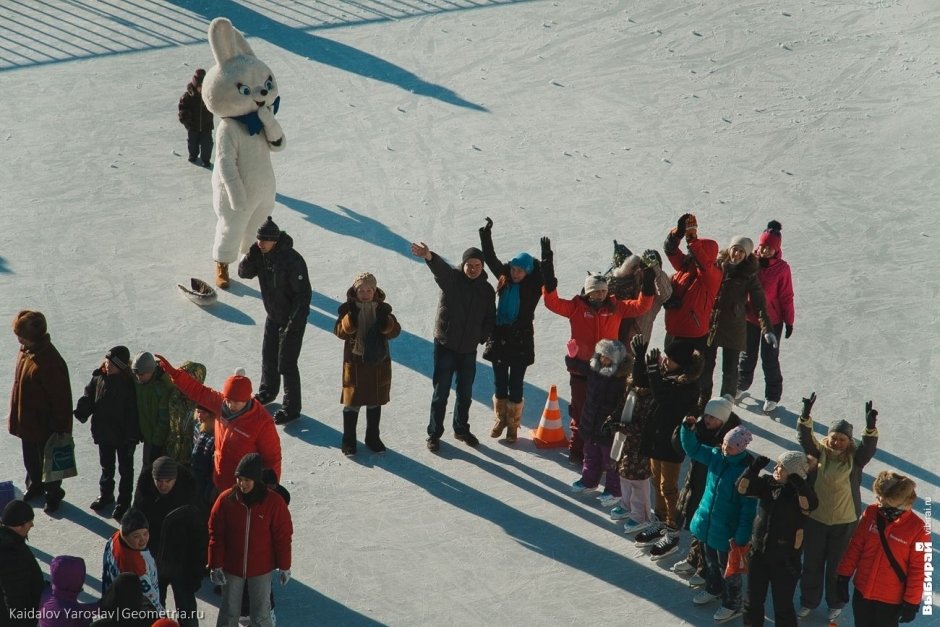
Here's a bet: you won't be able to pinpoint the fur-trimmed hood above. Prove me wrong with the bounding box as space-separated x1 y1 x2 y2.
717 249 760 278
589 339 628 376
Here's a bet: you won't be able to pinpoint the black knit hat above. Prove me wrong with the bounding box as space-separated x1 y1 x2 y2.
120 508 149 537
235 453 264 482
106 346 131 372
461 247 484 265
1 499 34 527
664 339 696 369
151 456 178 481
256 216 281 242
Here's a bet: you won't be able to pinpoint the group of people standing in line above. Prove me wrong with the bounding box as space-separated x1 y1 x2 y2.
1 211 930 626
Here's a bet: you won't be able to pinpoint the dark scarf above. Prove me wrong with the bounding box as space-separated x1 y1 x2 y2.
228 96 281 136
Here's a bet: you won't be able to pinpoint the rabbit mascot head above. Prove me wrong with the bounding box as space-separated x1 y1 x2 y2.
203 18 287 287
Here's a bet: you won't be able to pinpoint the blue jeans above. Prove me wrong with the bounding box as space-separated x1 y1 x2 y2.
704 545 742 610
493 362 526 403
428 342 477 438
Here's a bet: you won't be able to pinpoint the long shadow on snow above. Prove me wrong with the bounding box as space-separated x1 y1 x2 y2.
164 0 487 112
276 194 418 264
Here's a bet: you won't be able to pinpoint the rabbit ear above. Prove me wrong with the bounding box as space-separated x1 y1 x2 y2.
208 18 256 65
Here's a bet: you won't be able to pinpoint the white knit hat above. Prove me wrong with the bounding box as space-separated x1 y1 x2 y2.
703 396 733 424
777 451 809 479
583 274 608 294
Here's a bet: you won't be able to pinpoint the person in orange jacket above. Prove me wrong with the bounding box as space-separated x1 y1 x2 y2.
155 356 281 493
836 471 929 627
540 236 654 465
208 453 292 627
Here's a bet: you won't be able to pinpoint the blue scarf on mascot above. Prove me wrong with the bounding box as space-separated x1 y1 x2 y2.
229 96 281 136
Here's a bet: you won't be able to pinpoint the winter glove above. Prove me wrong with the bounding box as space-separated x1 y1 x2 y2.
800 392 817 418
641 249 662 268
899 602 919 623
376 303 391 332
346 300 360 327
749 455 771 473
600 415 621 437
646 348 661 372
641 266 657 296
612 240 631 269
836 575 850 604
865 400 878 430
674 214 691 240
279 569 291 586
153 355 180 380
784 323 793 339
630 334 648 360
763 332 778 349
209 568 226 586
480 216 493 235
540 237 557 292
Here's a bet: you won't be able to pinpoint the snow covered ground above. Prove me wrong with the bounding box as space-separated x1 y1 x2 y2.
1 0 938 624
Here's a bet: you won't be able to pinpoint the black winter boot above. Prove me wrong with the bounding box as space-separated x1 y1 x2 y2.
341 409 358 456
364 407 386 453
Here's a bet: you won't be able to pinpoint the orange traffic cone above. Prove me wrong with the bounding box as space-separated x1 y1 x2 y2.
533 384 569 449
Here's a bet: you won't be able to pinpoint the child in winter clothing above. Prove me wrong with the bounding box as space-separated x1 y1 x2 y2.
737 221 794 412
737 451 819 627
796 393 879 623
334 272 401 455
540 236 655 465
190 404 217 508
90 572 150 627
478 218 543 443
130 351 175 468
606 346 657 534
837 471 928 627
680 421 757 623
177 68 213 166
570 340 629 505
101 508 163 615
39 555 97 627
73 346 140 519
209 453 293 627
672 396 742 582
163 361 207 465
632 335 703 559
702 236 775 407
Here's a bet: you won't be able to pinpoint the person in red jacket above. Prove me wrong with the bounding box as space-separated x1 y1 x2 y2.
540 236 655 465
737 220 795 413
662 214 722 357
155 356 281 493
837 471 928 627
209 453 292 627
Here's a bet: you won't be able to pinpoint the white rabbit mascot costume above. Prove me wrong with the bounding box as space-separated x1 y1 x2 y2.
202 17 286 289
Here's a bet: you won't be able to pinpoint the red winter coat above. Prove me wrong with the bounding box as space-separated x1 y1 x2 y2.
208 487 292 577
8 336 72 443
837 504 929 606
169 370 281 491
664 238 721 338
746 255 794 327
543 289 653 369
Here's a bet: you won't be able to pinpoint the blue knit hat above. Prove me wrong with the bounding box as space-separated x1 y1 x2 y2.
509 253 534 275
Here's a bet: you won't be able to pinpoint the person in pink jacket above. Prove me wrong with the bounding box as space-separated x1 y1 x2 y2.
155 356 282 493
737 220 795 413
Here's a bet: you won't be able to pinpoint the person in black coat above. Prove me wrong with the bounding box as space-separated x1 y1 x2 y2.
632 334 703 557
73 346 140 514
0 500 44 626
478 218 543 443
177 68 213 167
131 458 206 627
90 572 152 627
410 240 496 451
237 217 312 425
737 452 818 627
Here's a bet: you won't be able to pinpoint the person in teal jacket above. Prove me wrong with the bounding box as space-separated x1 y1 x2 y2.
680 418 757 623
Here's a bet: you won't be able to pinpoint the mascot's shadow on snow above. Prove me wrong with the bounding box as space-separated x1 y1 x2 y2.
275 194 418 263
165 0 487 111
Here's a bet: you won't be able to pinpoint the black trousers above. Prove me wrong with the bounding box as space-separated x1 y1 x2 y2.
852 588 902 627
743 548 801 627
186 129 213 163
259 316 306 418
159 574 198 627
98 443 136 505
737 322 784 402
22 437 63 499
700 344 741 401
